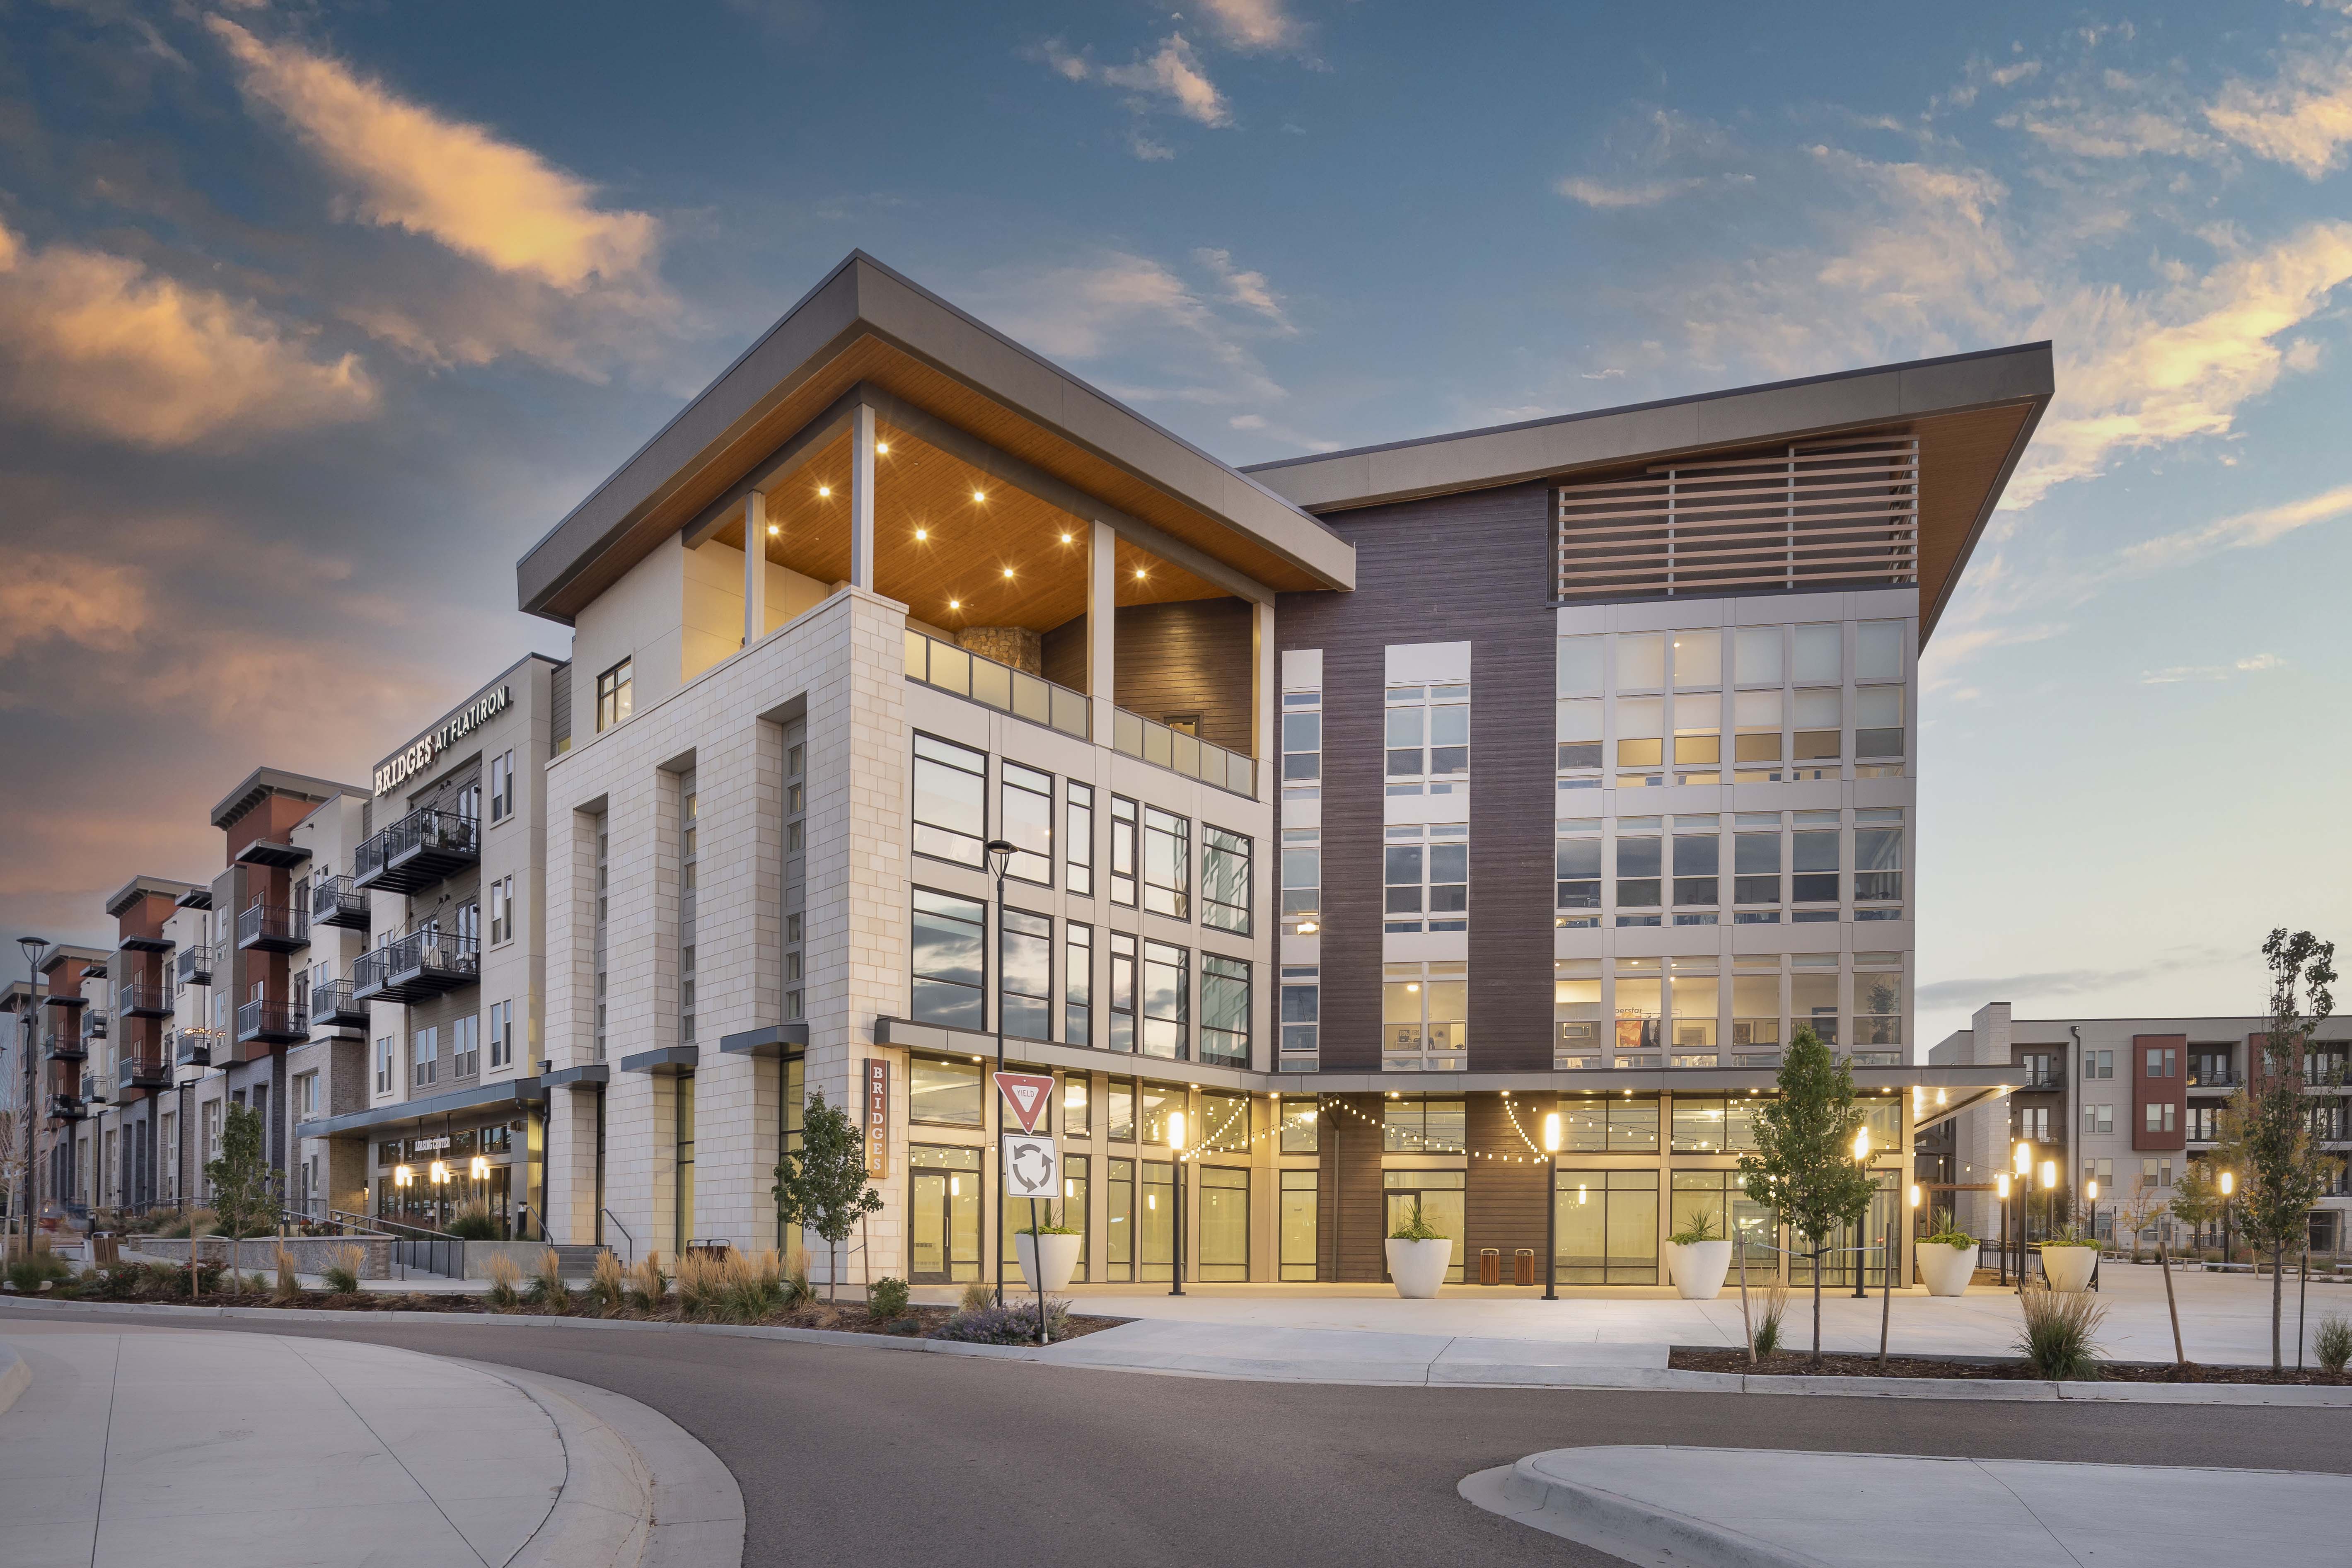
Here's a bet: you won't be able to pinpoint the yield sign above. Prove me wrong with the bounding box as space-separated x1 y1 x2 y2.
993 1071 1054 1134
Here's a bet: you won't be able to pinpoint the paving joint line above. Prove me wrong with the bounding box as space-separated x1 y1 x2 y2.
278 1336 496 1568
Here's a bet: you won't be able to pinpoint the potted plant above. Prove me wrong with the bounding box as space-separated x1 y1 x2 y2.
1014 1215 1084 1293
2038 1224 2100 1292
1914 1212 1979 1296
1384 1200 1453 1298
1664 1211 1734 1300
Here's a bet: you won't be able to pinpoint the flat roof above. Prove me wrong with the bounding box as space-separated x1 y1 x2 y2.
518 252 1355 624
208 767 367 831
1244 341 2053 645
104 875 206 918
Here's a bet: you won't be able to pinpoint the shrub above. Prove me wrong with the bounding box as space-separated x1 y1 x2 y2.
628 1251 669 1312
445 1203 500 1242
1752 1281 1789 1356
2016 1282 2106 1379
323 1247 364 1295
781 1251 814 1309
935 1299 1070 1344
716 1250 786 1322
273 1244 301 1301
585 1250 627 1314
675 1250 724 1318
1922 1211 1976 1249
484 1254 522 1311
869 1277 911 1320
2040 1224 2099 1249
1668 1211 1722 1247
525 1248 570 1309
6 1250 72 1293
2314 1312 2352 1375
1388 1198 1444 1242
958 1278 995 1312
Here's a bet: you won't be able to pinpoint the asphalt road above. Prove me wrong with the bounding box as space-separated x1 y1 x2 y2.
9 1306 2347 1568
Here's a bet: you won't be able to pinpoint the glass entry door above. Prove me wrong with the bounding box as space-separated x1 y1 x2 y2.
909 1145 981 1283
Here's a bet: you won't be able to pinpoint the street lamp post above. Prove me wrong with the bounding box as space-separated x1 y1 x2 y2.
2220 1168 2236 1266
2014 1141 2035 1285
1996 1172 2012 1287
14 935 46 1264
2086 1177 2100 1290
1852 1125 1872 1299
1541 1112 1562 1302
1167 1109 1187 1297
983 838 1014 1308
2040 1160 2058 1264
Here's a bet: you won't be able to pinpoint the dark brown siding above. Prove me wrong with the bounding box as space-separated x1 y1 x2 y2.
1041 600 1255 753
1467 1092 1555 1278
2133 1033 2187 1152
1318 1093 1388 1281
1276 480 1557 1071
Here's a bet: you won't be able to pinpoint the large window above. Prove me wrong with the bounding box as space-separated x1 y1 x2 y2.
1854 812 1903 909
1282 689 1322 801
1670 1096 1758 1153
1107 1157 1135 1280
1064 923 1092 1046
1563 1096 1659 1152
1000 762 1052 884
1281 829 1319 936
1791 816 1840 908
1668 958 1717 1059
1854 955 1902 1052
1614 959 1660 1054
909 1056 983 1126
1200 955 1250 1067
1199 1167 1249 1282
1199 1091 1251 1151
1791 954 1839 1046
1385 683 1470 795
1381 1095 1466 1152
912 735 986 867
1066 782 1094 897
679 774 698 1046
596 659 632 732
1554 960 1601 1067
1615 822 1661 919
911 889 986 1029
1555 820 1600 927
1384 823 1467 933
1279 965 1319 1062
1109 796 1138 907
452 1013 480 1078
1141 941 1189 1059
1280 1099 1320 1152
489 750 514 823
783 732 807 1024
999 908 1051 1040
1383 1170 1465 1281
1143 808 1190 918
909 1145 981 1283
412 1025 438 1088
1383 962 1467 1069
1556 1168 1659 1284
1280 1169 1317 1280
1671 821 1719 916
1733 816 1781 916
1108 933 1136 1051
1202 828 1252 935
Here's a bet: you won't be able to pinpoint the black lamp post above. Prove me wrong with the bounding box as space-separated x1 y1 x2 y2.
984 838 1014 1309
1168 1108 1187 1297
14 935 46 1259
1542 1111 1561 1301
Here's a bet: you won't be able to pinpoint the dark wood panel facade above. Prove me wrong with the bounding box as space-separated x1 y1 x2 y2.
1317 1093 1389 1282
1041 598 1257 754
1276 480 1557 1071
1466 1092 1556 1277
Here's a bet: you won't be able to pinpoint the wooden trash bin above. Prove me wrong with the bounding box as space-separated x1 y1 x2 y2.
1478 1247 1501 1285
1513 1248 1536 1286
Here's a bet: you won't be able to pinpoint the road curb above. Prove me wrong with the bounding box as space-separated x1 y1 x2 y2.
0 1339 27 1418
1461 1457 1814 1568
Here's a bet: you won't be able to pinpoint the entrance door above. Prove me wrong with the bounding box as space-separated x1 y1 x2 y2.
909 1146 981 1283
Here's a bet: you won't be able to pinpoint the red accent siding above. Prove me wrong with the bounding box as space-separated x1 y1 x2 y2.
2132 1033 2187 1151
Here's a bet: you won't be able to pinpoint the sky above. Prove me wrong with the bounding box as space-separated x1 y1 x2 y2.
2 0 2349 1049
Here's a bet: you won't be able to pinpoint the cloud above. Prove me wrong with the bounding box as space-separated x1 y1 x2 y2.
208 18 662 291
1197 0 1308 55
979 249 1290 408
1039 33 1231 133
2140 652 2289 684
0 219 376 447
2121 480 2352 571
1194 246 1294 331
1917 947 2240 1013
2004 101 2221 160
1556 175 1707 208
2207 43 2352 177
0 551 150 659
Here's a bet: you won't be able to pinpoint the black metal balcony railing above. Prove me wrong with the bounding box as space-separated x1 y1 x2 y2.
2020 1070 2066 1090
48 1093 87 1121
2189 1067 2237 1088
311 977 367 1028
352 930 479 1005
118 1054 168 1092
118 982 170 1018
43 1032 86 1062
236 903 309 953
353 809 479 895
234 997 309 1046
174 1029 218 1068
311 874 371 931
85 1007 108 1038
176 945 212 986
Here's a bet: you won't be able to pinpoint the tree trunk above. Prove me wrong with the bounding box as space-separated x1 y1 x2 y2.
2156 1231 2185 1367
1811 1250 1824 1367
830 1235 840 1302
2272 1240 2284 1370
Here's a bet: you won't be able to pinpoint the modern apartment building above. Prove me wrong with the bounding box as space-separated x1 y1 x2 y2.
1930 1003 2352 1254
20 945 108 1216
504 253 2043 1288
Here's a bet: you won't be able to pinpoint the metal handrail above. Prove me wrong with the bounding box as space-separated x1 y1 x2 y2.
601 1209 635 1264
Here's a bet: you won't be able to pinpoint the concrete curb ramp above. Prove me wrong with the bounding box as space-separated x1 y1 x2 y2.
10 1297 2352 1407
1460 1445 2352 1568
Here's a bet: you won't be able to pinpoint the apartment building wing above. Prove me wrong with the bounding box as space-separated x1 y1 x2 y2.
509 251 2032 1290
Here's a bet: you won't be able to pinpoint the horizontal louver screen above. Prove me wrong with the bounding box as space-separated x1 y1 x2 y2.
1557 439 1918 600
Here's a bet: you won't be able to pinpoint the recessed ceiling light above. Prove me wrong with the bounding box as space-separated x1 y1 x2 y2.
876 441 890 454
1001 567 1014 578
972 490 986 503
1060 532 1073 544
767 524 778 535
1134 567 1147 579
817 485 832 498
948 599 960 610
914 527 928 541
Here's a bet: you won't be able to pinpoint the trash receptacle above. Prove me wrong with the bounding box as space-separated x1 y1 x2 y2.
1514 1248 1535 1286
1479 1248 1501 1285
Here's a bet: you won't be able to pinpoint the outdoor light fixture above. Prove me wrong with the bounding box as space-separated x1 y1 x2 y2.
1001 567 1014 578
947 598 960 609
2220 1170 2234 1196
1542 1114 1563 1301
1295 921 1318 933
876 441 889 454
1908 1184 1921 1209
2015 1141 2033 1177
1060 532 1073 543
470 1156 490 1180
973 490 986 503
393 1165 414 1188
2040 1160 2057 1191
1168 1109 1188 1297
429 1161 450 1185
1853 1127 1871 1163
767 524 779 535
1996 1173 2010 1200
916 527 929 541
1134 567 1147 579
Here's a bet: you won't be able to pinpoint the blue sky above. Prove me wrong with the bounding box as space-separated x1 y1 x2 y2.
2 0 2348 1044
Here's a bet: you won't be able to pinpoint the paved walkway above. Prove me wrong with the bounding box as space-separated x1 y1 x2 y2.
0 1322 744 1567
1462 1445 2347 1566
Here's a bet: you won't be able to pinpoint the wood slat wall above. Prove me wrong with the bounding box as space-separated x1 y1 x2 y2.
1039 599 1257 755
1277 480 1557 1073
1466 1092 1556 1276
1317 1093 1390 1282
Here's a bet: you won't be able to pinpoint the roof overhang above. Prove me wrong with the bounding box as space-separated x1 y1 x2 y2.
1243 342 2052 647
103 877 203 919
208 768 365 831
297 1078 545 1140
517 251 1354 626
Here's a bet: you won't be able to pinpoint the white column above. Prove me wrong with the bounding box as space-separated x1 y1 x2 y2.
1253 598 1276 803
1088 520 1117 742
850 405 877 592
744 490 768 646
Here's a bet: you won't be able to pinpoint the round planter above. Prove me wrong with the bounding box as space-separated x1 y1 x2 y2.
2038 1244 2098 1293
1385 1236 1454 1298
1014 1232 1082 1293
1664 1239 1733 1300
1914 1241 1979 1297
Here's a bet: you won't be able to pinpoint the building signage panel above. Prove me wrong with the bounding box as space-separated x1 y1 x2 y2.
1002 1132 1058 1199
375 685 511 796
864 1058 890 1177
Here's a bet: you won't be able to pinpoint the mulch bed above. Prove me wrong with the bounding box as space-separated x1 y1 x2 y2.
1669 1346 2352 1384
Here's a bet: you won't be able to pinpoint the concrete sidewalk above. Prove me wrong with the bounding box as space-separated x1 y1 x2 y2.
0 1322 744 1567
1462 1445 2348 1567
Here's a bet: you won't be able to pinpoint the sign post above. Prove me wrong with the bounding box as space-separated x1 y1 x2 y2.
996 1072 1057 1343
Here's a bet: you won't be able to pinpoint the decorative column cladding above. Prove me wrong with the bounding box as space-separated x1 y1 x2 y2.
956 626 1042 674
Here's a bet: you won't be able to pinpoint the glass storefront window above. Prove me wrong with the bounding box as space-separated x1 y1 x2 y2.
1555 1168 1658 1284
1382 1169 1466 1282
1140 1162 1174 1282
1108 1157 1134 1281
1198 1166 1249 1281
909 1145 982 1283
910 1056 983 1126
1279 1099 1319 1153
1279 1169 1317 1280
1199 1091 1250 1151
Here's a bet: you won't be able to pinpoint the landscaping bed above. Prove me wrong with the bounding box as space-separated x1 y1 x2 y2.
1668 1346 2352 1385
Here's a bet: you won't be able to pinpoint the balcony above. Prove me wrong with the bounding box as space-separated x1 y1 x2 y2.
236 903 309 954
1111 708 1256 798
120 932 174 954
84 1008 107 1039
235 998 309 1046
43 1032 86 1063
176 945 212 987
2188 1067 2237 1089
118 982 170 1019
174 1029 219 1069
353 808 479 895
352 930 479 1005
118 1055 169 1092
311 977 368 1028
311 874 371 931
48 1093 87 1122
42 990 86 1011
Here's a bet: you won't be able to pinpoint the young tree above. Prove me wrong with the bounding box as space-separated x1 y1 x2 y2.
1738 1027 1878 1366
2236 929 2340 1368
203 1103 279 1239
2168 1160 2223 1255
772 1089 883 1301
2111 1172 2164 1265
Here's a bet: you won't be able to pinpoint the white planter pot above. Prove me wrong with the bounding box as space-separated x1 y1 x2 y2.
2038 1245 2098 1293
1665 1239 1733 1300
1915 1241 1979 1297
1385 1236 1454 1298
1014 1232 1082 1293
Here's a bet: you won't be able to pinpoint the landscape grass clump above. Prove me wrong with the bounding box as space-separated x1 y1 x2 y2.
936 1298 1070 1345
2016 1282 2106 1380
2314 1312 2352 1375
628 1251 669 1312
958 1278 994 1312
445 1202 500 1241
675 1249 724 1318
484 1253 522 1311
6 1244 73 1294
525 1248 570 1310
273 1244 301 1301
716 1250 786 1322
1751 1280 1790 1356
584 1249 628 1313
322 1246 364 1296
1668 1211 1721 1247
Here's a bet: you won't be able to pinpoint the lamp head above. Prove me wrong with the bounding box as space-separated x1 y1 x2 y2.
2040 1160 2057 1191
1167 1110 1186 1152
2219 1169 2234 1196
16 935 44 968
2014 1141 2033 1176
984 839 1015 881
1542 1112 1561 1155
1908 1183 1922 1209
2086 1179 2097 1202
1996 1173 2011 1200
1853 1126 1871 1162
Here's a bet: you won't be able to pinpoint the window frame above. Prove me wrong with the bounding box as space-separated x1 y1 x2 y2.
909 886 989 1031
596 659 632 732
911 733 989 869
1201 826 1252 936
